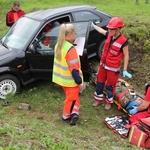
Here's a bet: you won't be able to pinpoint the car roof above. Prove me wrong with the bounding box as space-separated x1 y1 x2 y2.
25 5 97 21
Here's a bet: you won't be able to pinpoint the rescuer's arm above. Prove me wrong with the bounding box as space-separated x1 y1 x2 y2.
66 47 82 84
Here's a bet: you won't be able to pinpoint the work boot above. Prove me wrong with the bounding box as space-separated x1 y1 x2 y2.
93 101 101 107
62 117 70 123
70 114 79 125
105 103 112 110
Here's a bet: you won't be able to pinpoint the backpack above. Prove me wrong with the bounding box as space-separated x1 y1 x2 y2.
114 81 145 111
114 81 133 109
128 117 150 149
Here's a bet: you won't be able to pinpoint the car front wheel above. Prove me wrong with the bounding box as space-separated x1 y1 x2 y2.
0 75 20 99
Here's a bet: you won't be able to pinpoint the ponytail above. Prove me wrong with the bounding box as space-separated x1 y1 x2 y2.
55 24 66 59
55 23 76 59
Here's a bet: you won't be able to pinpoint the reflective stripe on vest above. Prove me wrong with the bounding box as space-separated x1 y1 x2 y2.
53 41 82 87
100 62 120 72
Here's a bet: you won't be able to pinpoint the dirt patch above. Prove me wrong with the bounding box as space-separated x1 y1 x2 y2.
128 44 150 92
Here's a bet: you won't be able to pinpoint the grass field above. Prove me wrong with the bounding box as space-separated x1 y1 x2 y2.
0 0 149 149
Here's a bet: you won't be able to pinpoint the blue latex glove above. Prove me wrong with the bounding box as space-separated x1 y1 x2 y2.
123 70 132 78
129 106 138 115
90 22 94 30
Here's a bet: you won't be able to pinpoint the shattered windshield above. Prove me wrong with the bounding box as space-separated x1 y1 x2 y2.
2 17 40 50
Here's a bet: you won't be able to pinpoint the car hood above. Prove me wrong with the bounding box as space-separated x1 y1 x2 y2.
0 44 15 61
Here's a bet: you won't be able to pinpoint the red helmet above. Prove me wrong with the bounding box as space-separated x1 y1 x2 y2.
107 17 124 29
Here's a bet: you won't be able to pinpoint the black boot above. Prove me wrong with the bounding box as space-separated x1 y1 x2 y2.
70 114 79 125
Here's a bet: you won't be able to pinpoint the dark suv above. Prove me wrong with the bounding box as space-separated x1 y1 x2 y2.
0 5 111 99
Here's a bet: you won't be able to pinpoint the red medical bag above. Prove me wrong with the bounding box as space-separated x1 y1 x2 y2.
128 117 150 149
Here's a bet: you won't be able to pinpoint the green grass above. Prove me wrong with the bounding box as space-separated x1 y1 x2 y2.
0 80 143 150
0 0 149 149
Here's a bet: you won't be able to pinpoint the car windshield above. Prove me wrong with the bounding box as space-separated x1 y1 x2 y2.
2 17 41 50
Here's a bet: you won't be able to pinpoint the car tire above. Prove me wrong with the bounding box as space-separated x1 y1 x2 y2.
0 75 20 99
97 39 106 59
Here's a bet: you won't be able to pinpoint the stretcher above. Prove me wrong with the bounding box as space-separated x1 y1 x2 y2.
113 98 131 116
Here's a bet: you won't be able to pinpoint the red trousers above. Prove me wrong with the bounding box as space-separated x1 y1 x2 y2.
62 86 80 120
94 65 119 103
97 65 119 87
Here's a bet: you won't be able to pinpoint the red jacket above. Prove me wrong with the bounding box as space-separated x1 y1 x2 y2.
145 87 150 113
6 9 25 27
101 33 127 70
129 87 150 124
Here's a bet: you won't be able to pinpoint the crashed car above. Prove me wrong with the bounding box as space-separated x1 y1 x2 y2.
0 5 111 99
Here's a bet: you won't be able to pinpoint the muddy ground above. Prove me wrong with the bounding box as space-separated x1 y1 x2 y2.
128 44 150 92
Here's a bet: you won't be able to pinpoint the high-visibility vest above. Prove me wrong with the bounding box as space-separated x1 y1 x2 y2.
53 41 82 87
101 34 127 71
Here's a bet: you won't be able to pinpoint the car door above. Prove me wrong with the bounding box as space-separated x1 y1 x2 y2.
72 10 110 58
26 21 92 81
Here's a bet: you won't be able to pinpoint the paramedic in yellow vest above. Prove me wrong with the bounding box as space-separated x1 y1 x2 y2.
91 17 132 110
52 23 84 125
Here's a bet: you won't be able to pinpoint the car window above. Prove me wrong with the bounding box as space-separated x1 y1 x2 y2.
73 11 100 21
34 15 72 51
34 25 59 51
34 23 60 51
35 15 71 41
34 37 53 51
2 17 41 50
36 22 90 55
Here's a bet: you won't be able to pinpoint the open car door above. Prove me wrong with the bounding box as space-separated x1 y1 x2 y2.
27 21 92 82
48 21 93 82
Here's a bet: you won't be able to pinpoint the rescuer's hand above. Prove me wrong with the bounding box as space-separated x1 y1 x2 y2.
123 70 132 78
129 106 138 115
79 83 85 93
90 22 95 30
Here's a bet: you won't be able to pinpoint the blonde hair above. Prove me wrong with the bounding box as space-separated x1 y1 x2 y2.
55 23 76 59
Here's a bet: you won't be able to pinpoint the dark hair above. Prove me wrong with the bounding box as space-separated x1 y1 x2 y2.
13 2 20 7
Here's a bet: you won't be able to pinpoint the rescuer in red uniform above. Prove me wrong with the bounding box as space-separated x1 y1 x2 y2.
6 1 25 27
91 17 132 110
129 84 150 124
